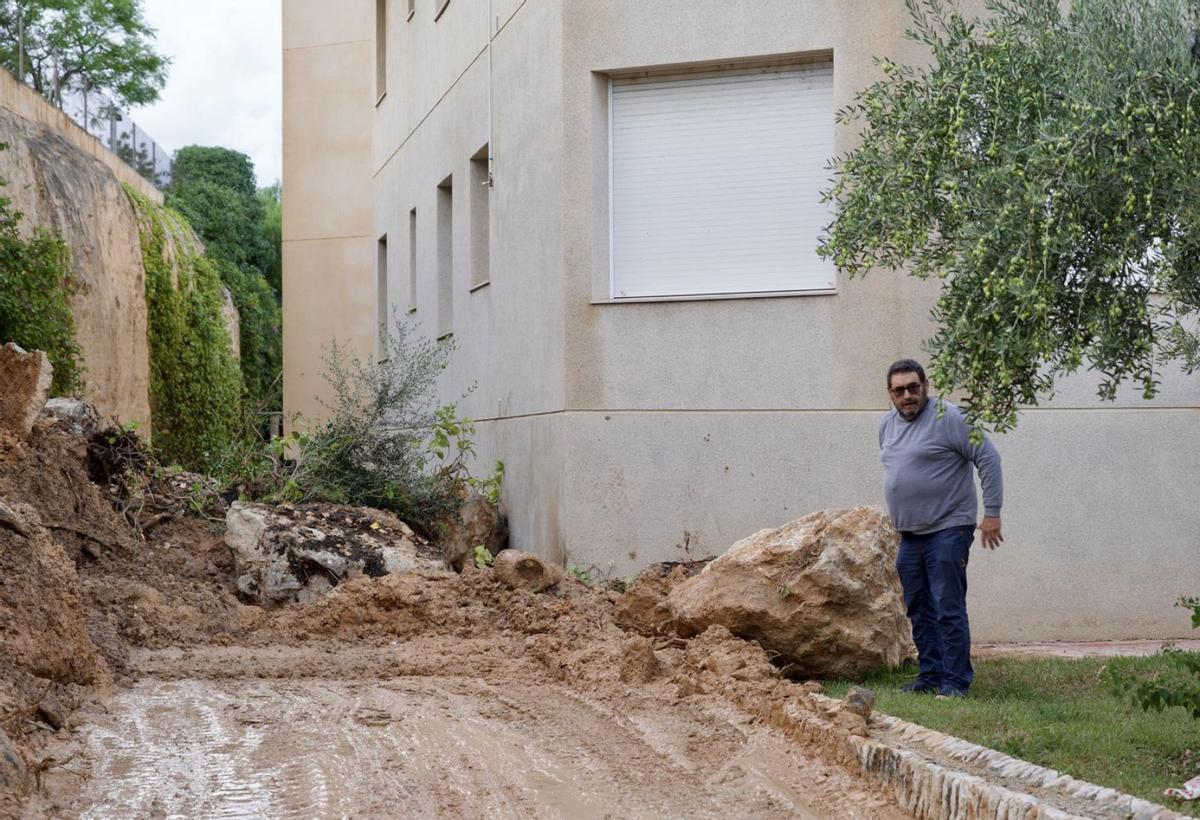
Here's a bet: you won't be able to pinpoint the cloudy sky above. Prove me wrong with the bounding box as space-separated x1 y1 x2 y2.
131 1 282 188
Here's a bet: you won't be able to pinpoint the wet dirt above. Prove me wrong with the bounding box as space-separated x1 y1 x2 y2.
29 644 904 819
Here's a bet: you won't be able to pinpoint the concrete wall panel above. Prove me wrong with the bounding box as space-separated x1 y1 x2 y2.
560 407 1200 642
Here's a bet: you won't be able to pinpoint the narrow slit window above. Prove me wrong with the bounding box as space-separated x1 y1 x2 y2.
408 208 418 312
376 234 389 359
375 0 387 100
437 176 453 337
469 145 490 288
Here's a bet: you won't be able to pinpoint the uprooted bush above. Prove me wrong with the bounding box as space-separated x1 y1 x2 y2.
212 322 499 537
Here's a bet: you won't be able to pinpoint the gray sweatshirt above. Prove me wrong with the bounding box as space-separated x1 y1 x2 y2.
878 398 1002 535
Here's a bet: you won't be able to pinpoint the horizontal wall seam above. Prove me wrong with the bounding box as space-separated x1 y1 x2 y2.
472 406 1200 423
283 38 370 53
283 234 374 243
372 0 529 180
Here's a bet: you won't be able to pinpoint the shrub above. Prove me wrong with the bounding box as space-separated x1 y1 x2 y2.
0 167 82 395
215 321 488 536
126 186 242 471
1107 597 1200 719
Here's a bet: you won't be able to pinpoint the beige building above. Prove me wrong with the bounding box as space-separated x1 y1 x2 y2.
282 0 1200 642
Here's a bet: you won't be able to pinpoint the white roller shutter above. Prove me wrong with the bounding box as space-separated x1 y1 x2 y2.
610 65 836 299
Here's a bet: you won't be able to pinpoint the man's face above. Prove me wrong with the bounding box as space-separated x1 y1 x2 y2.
888 371 928 421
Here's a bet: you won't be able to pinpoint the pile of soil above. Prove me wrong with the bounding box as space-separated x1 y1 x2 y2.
0 420 250 812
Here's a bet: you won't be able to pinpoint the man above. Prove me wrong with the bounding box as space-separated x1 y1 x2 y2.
879 359 1003 699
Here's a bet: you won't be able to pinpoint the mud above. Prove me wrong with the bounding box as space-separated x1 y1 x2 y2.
30 644 905 819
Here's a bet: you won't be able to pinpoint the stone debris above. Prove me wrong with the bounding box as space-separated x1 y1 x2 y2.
42 398 100 437
0 498 29 539
842 686 875 719
492 550 564 592
0 728 25 793
224 502 445 606
437 489 508 572
0 344 53 440
668 506 914 679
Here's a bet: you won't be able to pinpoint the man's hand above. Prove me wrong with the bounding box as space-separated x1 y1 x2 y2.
978 516 1003 550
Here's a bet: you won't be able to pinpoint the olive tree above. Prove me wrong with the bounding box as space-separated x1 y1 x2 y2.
819 0 1200 435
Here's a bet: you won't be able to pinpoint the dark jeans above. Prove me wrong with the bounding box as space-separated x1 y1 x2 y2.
896 525 975 692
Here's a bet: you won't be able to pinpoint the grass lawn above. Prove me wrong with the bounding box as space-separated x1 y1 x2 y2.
825 655 1200 813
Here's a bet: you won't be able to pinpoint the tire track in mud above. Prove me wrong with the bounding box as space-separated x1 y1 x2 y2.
33 650 904 819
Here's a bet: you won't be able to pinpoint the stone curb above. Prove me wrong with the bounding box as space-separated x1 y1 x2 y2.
808 694 1187 820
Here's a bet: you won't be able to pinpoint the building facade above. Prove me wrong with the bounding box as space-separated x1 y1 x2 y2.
283 0 1200 642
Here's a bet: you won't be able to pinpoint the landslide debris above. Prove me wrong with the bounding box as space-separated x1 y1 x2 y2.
669 506 915 679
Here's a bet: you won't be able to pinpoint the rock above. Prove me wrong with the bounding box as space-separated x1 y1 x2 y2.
619 636 661 683
615 560 710 636
36 693 68 730
0 498 29 539
0 727 25 792
0 343 53 440
843 685 875 719
224 502 445 606
493 550 564 592
438 490 508 572
667 507 913 679
42 397 100 436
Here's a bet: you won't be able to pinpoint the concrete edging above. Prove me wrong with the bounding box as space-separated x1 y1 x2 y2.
809 694 1188 820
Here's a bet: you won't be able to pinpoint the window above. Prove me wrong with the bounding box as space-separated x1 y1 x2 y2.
376 234 389 358
407 0 415 21
609 63 836 299
437 176 453 337
469 145 490 289
408 208 418 312
434 0 450 21
375 0 387 101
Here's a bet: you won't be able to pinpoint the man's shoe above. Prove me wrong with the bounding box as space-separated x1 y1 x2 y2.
934 687 967 700
899 680 939 694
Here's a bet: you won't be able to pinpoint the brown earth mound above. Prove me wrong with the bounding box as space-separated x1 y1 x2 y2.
0 420 251 812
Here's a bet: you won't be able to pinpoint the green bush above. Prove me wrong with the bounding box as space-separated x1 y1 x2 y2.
126 185 241 471
0 169 82 395
166 147 281 415
214 322 488 535
1107 597 1200 719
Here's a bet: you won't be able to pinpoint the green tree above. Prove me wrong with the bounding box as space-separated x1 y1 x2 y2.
167 146 282 416
257 182 282 298
171 145 258 199
819 0 1200 434
0 0 169 108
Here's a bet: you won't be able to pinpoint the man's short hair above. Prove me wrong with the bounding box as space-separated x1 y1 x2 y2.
887 359 926 387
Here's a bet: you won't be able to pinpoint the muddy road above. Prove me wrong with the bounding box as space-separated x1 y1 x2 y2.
31 637 907 819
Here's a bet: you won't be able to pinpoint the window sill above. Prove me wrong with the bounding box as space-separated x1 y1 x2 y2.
407 306 417 315
437 331 454 341
469 279 491 293
406 9 415 21
591 288 836 305
434 0 450 21
375 90 387 108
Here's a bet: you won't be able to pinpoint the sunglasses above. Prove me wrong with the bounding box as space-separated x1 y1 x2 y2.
889 381 924 398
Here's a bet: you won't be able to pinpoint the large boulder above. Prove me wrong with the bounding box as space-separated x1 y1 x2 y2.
668 507 913 679
0 344 52 440
225 502 446 606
